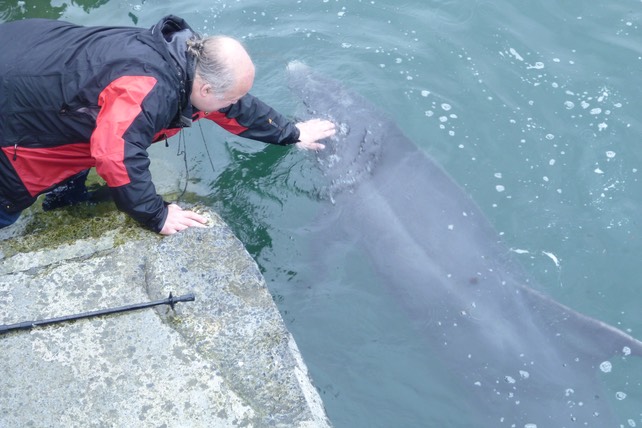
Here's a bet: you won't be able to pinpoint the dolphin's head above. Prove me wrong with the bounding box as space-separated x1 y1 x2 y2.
287 61 385 200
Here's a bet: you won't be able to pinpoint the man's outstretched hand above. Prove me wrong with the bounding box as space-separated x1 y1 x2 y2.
295 118 336 150
160 203 208 235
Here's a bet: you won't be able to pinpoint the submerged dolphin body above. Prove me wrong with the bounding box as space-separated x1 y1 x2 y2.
286 61 642 426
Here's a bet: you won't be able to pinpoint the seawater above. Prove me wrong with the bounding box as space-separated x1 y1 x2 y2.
4 1 641 426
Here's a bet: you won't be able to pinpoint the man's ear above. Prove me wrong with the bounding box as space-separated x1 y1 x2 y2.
202 83 213 97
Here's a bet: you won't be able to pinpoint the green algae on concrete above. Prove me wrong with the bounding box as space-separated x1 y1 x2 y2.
0 180 209 257
0 200 147 258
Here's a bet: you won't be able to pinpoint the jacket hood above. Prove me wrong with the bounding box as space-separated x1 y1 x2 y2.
146 15 199 127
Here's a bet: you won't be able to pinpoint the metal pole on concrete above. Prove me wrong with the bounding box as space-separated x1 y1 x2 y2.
0 292 195 335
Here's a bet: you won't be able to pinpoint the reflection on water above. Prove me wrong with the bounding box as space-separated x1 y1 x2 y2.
205 142 288 257
0 0 109 21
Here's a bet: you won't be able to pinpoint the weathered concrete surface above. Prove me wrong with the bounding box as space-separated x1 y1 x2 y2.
0 207 330 427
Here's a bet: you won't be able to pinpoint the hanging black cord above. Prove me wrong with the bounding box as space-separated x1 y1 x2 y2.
175 129 189 202
197 120 217 174
172 76 191 203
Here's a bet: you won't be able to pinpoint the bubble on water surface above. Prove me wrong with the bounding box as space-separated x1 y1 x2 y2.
508 48 524 61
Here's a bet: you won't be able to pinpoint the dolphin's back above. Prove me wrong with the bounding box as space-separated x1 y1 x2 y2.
287 61 642 426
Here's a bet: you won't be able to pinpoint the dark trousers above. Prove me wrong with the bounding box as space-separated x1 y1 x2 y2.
0 169 90 229
0 207 20 229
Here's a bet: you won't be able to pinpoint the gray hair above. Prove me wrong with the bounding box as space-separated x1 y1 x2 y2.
186 36 236 98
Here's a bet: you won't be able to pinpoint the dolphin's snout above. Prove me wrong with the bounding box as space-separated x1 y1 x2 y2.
286 60 309 75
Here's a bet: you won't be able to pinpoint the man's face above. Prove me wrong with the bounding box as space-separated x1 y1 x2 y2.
190 74 253 113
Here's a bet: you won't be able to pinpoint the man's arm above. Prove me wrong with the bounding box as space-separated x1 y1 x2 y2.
91 75 206 233
200 93 335 148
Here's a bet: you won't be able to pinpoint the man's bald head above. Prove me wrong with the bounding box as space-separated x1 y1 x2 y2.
188 35 255 112
189 35 255 97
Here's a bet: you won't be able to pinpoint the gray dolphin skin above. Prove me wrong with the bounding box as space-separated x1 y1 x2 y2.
286 61 642 427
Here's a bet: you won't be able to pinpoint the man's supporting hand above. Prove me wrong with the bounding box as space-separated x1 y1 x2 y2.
160 203 208 235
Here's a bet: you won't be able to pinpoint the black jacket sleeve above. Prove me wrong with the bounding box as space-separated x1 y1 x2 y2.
212 93 300 145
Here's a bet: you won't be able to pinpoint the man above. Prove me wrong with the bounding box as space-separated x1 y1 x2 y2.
0 15 335 234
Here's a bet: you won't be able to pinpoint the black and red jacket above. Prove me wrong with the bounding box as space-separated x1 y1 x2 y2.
0 16 300 231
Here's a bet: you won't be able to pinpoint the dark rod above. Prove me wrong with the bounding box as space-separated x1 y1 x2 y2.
0 292 195 335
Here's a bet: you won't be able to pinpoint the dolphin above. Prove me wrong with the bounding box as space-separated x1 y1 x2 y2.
286 61 642 427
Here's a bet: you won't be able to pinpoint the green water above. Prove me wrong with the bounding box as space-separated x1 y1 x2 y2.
3 0 641 426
